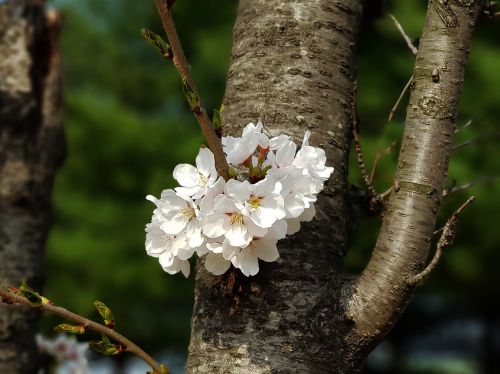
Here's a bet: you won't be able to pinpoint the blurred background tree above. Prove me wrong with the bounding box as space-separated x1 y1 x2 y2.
43 0 499 372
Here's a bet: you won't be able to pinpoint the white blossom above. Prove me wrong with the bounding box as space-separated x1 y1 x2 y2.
145 120 334 277
36 334 88 374
173 147 218 199
222 121 268 165
292 131 334 181
147 190 203 248
202 196 267 247
231 234 280 277
226 176 285 229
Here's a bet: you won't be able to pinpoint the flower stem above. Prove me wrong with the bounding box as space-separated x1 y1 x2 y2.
153 0 229 180
0 287 167 374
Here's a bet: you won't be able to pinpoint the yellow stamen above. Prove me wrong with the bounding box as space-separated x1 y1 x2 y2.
248 195 262 209
181 207 195 219
229 213 244 226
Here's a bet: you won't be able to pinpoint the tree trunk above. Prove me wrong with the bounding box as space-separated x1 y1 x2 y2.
0 1 64 372
185 0 482 373
346 0 483 363
186 1 363 372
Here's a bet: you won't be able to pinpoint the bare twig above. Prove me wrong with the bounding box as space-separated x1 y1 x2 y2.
0 288 167 374
455 119 472 134
379 187 392 200
352 81 377 199
388 75 413 123
368 141 396 185
443 175 498 197
153 0 229 180
452 132 500 151
408 196 475 285
368 153 380 185
388 13 418 55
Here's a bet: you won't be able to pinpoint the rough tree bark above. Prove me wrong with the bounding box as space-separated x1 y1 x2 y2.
186 0 484 372
346 0 483 366
187 1 363 373
0 1 64 372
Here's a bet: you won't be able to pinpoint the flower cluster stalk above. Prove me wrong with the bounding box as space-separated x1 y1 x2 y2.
153 0 229 180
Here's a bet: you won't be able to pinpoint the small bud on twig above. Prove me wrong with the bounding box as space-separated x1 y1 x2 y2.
182 78 202 114
89 334 125 356
54 323 86 335
94 301 116 329
140 28 173 60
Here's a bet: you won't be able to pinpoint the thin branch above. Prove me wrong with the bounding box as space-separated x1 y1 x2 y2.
0 288 167 374
388 13 418 55
452 132 500 151
388 75 413 123
351 81 377 199
443 175 498 197
455 118 472 134
153 0 229 180
379 187 392 200
408 196 475 285
368 141 396 185
368 153 380 185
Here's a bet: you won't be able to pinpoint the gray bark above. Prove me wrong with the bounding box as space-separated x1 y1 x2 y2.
186 1 363 373
0 2 64 372
186 0 484 372
346 0 483 366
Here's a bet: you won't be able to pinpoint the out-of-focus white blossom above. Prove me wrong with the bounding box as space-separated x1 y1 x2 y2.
145 122 333 277
36 334 88 374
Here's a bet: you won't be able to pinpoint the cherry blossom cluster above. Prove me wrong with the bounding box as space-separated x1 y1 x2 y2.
145 122 333 277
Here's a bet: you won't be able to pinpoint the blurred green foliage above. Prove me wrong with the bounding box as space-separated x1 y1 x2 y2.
43 0 238 354
43 0 498 368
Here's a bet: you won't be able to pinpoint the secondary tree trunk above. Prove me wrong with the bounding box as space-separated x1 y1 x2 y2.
186 0 482 373
346 0 483 364
186 1 363 372
0 2 64 372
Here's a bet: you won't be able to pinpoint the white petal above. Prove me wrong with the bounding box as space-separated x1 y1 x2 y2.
196 147 217 177
238 247 259 276
180 260 190 278
254 237 279 262
170 235 189 255
286 217 301 235
175 186 201 198
226 179 250 202
226 223 251 247
269 134 290 150
300 204 316 222
199 177 225 214
202 214 228 238
213 195 237 213
159 252 175 268
205 253 231 275
251 207 276 228
206 242 223 253
251 176 275 197
284 194 305 218
276 140 296 167
271 219 287 240
161 211 189 235
244 216 268 237
146 195 159 206
186 221 204 248
173 163 199 188
177 247 194 260
222 240 240 260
